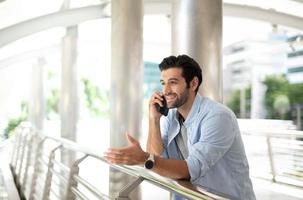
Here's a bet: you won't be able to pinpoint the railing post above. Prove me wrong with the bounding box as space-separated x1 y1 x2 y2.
7 124 233 200
116 177 144 200
16 128 30 190
64 154 89 200
266 135 276 182
10 126 23 171
20 132 34 194
28 136 46 200
41 144 62 200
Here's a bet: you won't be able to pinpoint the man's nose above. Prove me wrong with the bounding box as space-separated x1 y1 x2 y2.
163 85 171 95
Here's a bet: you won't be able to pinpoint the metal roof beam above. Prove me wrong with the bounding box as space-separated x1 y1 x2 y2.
0 2 303 48
145 1 303 30
0 4 109 48
223 3 303 30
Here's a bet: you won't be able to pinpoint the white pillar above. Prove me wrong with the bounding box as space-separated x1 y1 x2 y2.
172 0 223 102
251 67 266 119
110 0 143 148
110 0 143 198
60 26 79 165
240 87 246 118
30 57 45 131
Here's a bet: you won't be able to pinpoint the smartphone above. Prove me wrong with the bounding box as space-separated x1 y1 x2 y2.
156 96 169 116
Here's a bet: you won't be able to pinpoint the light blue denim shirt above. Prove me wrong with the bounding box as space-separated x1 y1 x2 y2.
160 94 256 200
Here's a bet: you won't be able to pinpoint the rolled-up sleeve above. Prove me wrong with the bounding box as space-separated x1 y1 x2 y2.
160 116 170 158
186 112 236 182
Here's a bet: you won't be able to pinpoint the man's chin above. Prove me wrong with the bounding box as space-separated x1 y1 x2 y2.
167 103 176 109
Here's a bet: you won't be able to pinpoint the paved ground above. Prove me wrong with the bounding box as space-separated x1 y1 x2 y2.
253 178 303 200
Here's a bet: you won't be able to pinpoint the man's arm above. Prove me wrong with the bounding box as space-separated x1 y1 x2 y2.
104 133 190 180
152 156 190 180
146 92 166 155
147 117 164 156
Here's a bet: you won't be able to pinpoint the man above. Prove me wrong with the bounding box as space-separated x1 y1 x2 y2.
104 55 255 199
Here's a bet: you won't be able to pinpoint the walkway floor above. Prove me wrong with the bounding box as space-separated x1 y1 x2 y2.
253 178 303 200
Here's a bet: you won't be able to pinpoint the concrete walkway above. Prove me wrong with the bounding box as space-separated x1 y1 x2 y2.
253 178 303 200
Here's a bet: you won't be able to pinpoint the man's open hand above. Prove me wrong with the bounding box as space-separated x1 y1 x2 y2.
103 133 149 165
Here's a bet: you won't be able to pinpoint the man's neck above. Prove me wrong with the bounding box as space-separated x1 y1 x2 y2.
177 93 196 120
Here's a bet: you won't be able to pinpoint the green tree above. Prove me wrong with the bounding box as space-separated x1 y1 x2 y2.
47 88 60 119
227 86 251 118
82 78 109 117
263 75 290 119
3 101 28 138
289 83 303 105
263 75 303 120
227 90 240 116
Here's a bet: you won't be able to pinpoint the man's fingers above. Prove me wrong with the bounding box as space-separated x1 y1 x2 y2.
126 133 139 146
103 154 135 165
106 148 124 155
151 92 164 103
104 151 128 160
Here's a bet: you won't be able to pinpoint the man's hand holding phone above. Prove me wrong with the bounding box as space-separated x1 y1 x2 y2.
149 92 169 120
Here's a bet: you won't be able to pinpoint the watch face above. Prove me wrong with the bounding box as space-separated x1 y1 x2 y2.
145 160 154 169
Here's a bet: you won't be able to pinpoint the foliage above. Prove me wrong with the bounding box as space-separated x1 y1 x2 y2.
263 75 303 119
82 78 109 117
288 83 303 105
227 86 251 118
46 88 60 119
273 94 290 119
3 101 28 138
263 75 290 119
45 75 110 119
227 90 240 116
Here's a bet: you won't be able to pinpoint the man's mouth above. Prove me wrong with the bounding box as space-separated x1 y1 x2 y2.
165 94 176 103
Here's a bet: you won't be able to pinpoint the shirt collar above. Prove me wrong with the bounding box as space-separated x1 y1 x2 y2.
166 94 204 145
183 93 203 128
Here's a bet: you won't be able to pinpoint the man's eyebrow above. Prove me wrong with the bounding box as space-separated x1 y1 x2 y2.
168 78 179 81
160 78 180 83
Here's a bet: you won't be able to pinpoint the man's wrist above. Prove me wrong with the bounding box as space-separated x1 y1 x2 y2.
142 152 150 164
144 153 155 169
149 116 160 125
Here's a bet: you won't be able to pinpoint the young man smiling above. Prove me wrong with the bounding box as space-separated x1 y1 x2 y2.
104 55 256 200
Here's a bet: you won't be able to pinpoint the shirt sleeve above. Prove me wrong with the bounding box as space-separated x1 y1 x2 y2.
160 116 170 158
186 111 236 182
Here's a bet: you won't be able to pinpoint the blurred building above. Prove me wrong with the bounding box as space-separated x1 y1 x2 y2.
286 34 303 84
143 62 161 99
223 33 288 118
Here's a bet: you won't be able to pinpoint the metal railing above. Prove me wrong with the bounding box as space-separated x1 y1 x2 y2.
241 127 303 187
8 124 229 200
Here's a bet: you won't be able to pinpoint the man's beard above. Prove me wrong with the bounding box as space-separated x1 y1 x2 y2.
167 88 190 109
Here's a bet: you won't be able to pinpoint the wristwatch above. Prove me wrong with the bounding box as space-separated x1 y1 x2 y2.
144 153 155 169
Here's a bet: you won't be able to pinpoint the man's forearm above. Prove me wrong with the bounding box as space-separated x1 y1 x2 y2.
152 156 190 180
147 118 164 155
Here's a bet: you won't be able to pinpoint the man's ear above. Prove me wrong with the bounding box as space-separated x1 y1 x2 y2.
190 77 199 92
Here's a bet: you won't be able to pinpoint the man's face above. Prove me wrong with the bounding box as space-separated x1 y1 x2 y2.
160 68 190 109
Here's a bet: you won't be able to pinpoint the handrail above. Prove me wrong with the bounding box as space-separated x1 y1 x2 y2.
8 123 229 200
241 129 303 138
241 127 303 187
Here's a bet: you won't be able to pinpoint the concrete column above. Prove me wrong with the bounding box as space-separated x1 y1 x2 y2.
30 57 45 131
296 104 301 130
240 87 246 118
110 0 143 198
172 0 223 102
60 26 78 164
251 67 266 118
110 0 143 148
